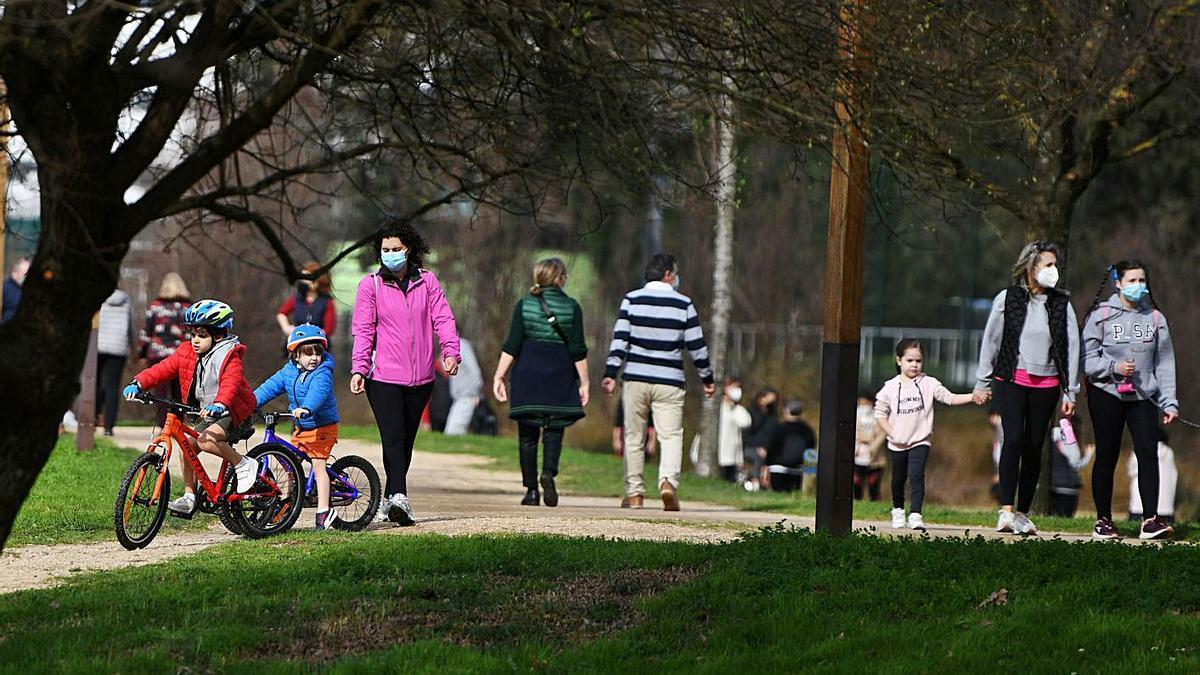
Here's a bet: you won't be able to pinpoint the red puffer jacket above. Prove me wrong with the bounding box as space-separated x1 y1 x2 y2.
133 340 257 426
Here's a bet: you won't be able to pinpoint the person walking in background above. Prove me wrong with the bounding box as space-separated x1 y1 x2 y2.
853 391 886 501
877 339 980 531
717 376 752 483
1 257 29 324
1128 429 1177 524
493 258 589 507
744 388 780 490
767 400 816 492
974 241 1080 537
277 261 337 342
445 338 483 436
602 253 715 511
351 222 460 526
139 273 191 427
987 408 1003 503
96 287 134 435
1049 416 1093 517
1082 260 1179 540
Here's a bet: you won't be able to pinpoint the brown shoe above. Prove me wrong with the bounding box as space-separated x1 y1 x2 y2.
621 494 644 509
660 481 680 511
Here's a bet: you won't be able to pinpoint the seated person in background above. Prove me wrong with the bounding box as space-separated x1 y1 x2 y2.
765 400 816 492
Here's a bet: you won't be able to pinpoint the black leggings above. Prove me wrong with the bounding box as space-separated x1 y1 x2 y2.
96 354 127 432
994 380 1060 513
1089 386 1160 520
366 379 433 496
518 423 563 489
890 445 930 512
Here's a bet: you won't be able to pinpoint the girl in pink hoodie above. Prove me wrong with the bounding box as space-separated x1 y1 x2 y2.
351 222 461 526
874 339 978 531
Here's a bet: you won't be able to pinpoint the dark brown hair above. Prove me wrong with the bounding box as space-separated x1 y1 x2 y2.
894 338 924 373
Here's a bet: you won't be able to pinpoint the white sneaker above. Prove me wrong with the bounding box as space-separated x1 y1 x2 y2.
890 507 906 529
374 498 391 522
387 493 416 526
996 510 1015 533
168 493 195 515
234 456 258 493
1013 513 1038 535
908 512 926 531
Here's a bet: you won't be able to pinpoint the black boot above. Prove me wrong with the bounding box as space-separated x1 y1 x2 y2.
540 474 558 507
521 488 540 506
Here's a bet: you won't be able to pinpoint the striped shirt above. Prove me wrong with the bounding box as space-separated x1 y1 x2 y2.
604 281 714 388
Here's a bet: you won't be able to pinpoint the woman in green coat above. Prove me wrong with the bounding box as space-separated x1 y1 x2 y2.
492 258 590 506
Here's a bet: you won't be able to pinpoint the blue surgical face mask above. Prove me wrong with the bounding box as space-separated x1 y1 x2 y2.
381 250 407 271
670 274 681 291
1121 283 1149 303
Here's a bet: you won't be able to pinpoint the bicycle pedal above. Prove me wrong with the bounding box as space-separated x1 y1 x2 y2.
168 507 197 520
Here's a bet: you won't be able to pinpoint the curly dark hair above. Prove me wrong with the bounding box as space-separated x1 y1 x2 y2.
375 220 431 270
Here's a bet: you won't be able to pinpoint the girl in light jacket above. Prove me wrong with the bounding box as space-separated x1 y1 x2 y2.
351 222 461 526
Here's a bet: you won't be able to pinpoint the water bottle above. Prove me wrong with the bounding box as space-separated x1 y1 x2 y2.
1059 418 1077 445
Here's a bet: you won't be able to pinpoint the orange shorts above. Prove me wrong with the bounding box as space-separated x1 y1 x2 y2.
291 423 339 460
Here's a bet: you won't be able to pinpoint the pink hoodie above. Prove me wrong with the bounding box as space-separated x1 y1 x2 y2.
874 374 956 451
351 269 461 386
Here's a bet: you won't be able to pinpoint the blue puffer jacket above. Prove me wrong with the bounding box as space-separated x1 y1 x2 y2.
253 355 339 430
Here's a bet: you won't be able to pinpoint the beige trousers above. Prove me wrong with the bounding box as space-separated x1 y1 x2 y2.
622 381 686 496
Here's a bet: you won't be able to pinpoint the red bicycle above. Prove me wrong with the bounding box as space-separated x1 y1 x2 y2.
113 392 304 550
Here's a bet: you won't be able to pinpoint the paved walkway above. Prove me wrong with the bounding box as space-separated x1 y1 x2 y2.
0 426 1125 595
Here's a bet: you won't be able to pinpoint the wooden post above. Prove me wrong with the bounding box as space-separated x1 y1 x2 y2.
816 0 871 536
76 314 100 451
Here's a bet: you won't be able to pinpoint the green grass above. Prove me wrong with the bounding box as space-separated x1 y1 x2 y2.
339 426 1181 539
3 528 1200 672
8 435 212 548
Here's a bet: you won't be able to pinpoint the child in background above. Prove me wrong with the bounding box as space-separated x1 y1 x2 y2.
1128 429 1178 524
854 391 886 501
717 376 753 483
1049 416 1093 517
254 325 341 530
766 400 816 492
987 408 1003 503
875 339 980 531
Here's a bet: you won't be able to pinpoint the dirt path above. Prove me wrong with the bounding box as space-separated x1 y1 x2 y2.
0 427 1125 595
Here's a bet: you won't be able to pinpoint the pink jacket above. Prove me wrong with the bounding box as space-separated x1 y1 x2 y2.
351 268 461 386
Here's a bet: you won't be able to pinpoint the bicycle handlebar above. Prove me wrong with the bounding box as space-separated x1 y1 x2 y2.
133 392 201 415
260 411 296 426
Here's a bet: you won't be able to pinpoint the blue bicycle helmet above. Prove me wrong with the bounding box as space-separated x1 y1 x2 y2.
287 323 328 352
184 299 234 329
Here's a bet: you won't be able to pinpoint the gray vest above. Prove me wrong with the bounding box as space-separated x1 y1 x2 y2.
193 336 239 410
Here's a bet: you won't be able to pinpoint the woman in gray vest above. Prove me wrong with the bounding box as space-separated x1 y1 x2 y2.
973 241 1080 536
492 258 589 507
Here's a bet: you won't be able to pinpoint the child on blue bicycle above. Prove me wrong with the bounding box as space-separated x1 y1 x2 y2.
254 324 341 530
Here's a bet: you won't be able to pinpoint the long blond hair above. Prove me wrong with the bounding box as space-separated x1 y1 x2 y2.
157 272 191 302
530 258 567 295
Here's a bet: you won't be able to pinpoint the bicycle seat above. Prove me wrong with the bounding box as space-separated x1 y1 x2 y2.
229 423 256 443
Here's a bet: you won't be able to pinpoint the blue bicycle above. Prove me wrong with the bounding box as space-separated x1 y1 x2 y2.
238 411 382 532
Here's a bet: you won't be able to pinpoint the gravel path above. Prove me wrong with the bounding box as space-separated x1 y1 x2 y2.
0 427 1127 595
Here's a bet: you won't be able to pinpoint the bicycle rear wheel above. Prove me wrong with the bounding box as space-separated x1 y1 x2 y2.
330 455 381 532
231 444 304 538
114 453 170 550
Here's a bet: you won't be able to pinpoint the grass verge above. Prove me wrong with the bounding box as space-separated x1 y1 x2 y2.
338 426 1183 539
2 528 1200 672
7 435 212 548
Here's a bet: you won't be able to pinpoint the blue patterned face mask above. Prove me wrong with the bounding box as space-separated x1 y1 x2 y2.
1121 283 1149 303
381 250 407 271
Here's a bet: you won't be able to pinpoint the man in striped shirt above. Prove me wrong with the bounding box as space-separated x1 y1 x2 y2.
602 253 716 511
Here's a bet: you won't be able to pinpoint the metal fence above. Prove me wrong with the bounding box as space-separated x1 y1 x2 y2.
728 323 985 389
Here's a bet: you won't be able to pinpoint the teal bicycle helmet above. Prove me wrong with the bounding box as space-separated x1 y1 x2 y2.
287 323 328 352
184 299 234 329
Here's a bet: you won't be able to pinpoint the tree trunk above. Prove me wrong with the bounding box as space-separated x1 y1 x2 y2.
697 93 736 477
0 171 125 551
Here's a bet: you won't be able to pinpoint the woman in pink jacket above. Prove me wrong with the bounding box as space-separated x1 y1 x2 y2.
351 222 461 526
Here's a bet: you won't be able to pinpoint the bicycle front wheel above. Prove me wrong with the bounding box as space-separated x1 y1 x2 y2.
330 454 381 532
114 453 170 550
231 444 304 538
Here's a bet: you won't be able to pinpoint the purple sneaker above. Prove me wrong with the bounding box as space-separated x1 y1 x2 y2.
1092 517 1120 541
1139 516 1174 540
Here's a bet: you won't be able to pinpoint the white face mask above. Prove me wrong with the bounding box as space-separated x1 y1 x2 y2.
727 386 743 403
857 403 873 416
1036 266 1059 289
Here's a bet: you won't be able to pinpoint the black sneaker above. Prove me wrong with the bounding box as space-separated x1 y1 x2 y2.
1139 516 1174 540
314 509 337 531
540 475 558 507
1092 517 1120 541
